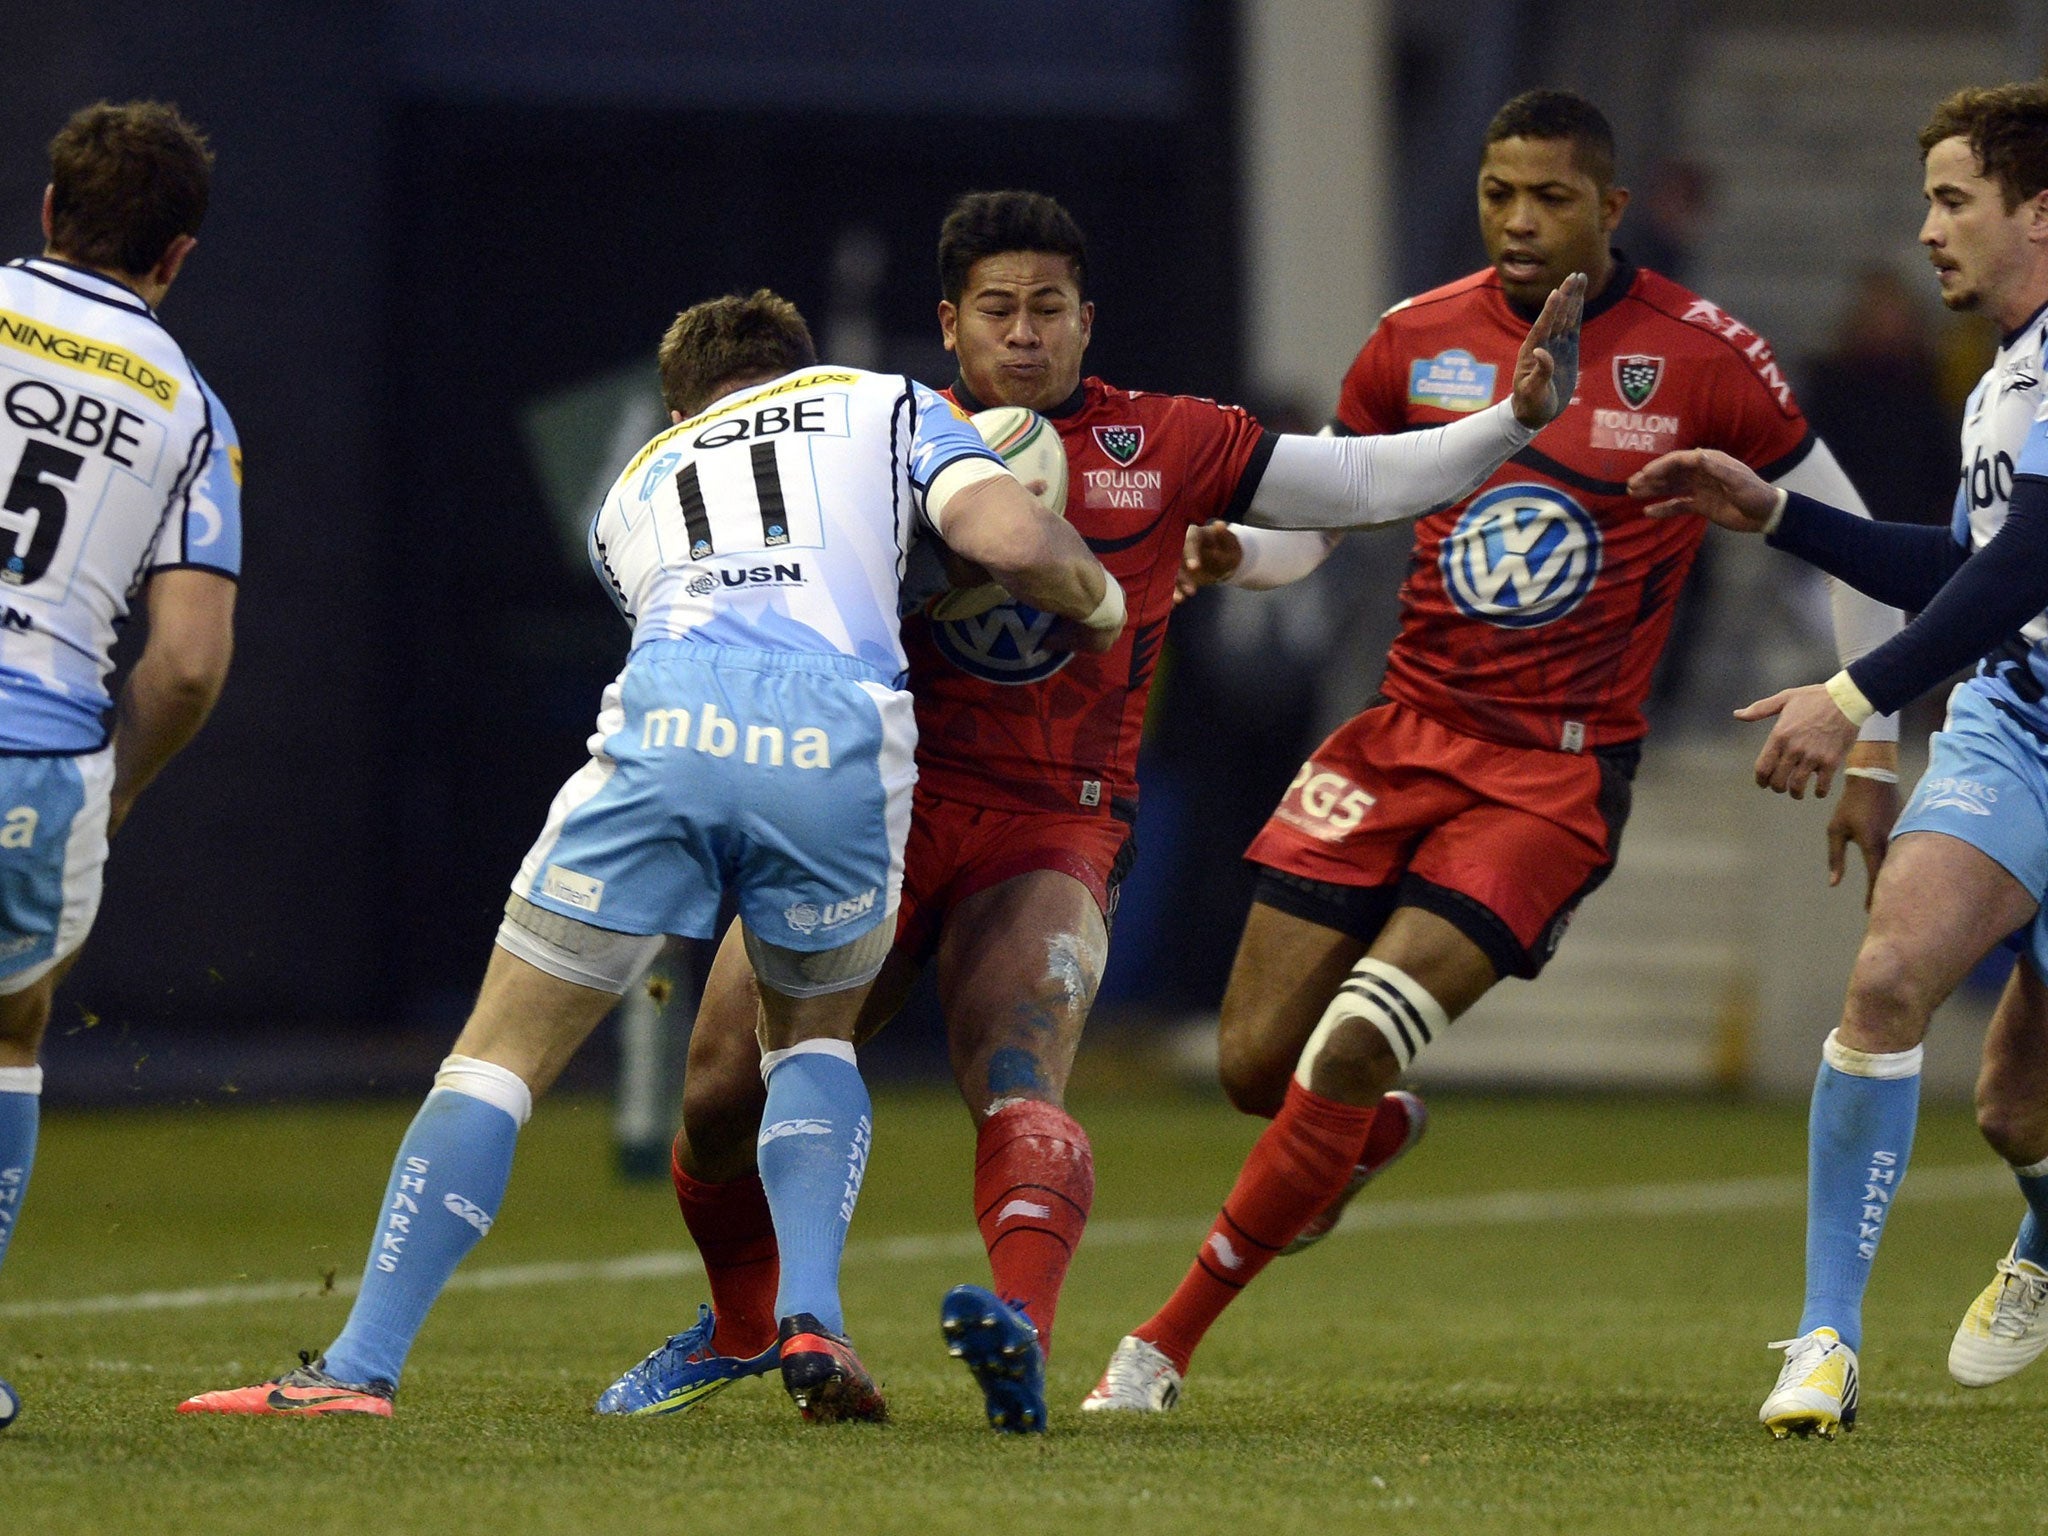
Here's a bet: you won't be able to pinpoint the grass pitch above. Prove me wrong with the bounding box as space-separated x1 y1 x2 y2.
3 1086 2047 1534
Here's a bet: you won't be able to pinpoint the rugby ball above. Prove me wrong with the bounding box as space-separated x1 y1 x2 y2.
0 1376 17 1430
929 406 1069 621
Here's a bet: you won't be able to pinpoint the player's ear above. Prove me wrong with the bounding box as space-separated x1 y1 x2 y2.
39 184 53 245
154 234 198 290
1601 184 1630 234
938 299 959 353
2027 188 2048 243
1078 300 1094 349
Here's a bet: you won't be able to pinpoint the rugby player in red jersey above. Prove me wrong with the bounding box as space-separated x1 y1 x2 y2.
596 190 1585 1430
1082 90 1907 1414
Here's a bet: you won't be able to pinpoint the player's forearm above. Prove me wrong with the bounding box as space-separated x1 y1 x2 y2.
1766 491 1965 611
987 516 1116 625
1776 440 1902 743
110 652 227 820
1241 400 1535 531
1844 483 2048 716
1224 527 1343 589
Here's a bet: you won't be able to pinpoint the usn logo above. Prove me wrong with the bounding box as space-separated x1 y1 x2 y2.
1439 482 1602 629
785 887 879 936
932 601 1074 685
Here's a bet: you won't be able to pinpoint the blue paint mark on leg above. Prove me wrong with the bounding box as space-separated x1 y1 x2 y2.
986 1047 1046 1099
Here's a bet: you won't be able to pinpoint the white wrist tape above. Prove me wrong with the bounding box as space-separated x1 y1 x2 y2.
0 1065 44 1095
1761 486 1789 535
1297 958 1449 1081
759 1036 858 1085
1824 670 1876 728
1082 572 1126 633
1843 766 1899 785
1821 1028 1922 1080
434 1054 534 1126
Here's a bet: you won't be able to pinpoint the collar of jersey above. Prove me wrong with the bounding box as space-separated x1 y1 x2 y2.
2001 296 2048 353
1497 248 1635 327
949 375 1089 419
12 255 154 316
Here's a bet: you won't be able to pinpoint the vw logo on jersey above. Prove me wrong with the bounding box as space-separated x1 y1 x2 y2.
1439 482 1603 629
931 600 1075 685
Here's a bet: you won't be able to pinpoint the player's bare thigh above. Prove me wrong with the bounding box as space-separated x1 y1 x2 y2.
934 867 1107 1117
1218 901 1498 1114
448 944 625 1095
0 951 85 1068
678 920 921 1181
1842 830 2040 1053
1975 959 2048 1165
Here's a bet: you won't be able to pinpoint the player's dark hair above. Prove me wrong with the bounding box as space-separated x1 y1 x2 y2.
46 101 213 277
1484 90 1617 187
938 191 1088 302
658 289 817 418
1920 83 2048 211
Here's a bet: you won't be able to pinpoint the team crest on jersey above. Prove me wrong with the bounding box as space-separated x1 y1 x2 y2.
1093 425 1144 465
931 601 1075 685
1613 354 1664 409
1439 482 1603 629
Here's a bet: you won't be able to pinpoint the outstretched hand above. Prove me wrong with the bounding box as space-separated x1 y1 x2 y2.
1735 682 1862 799
1510 272 1587 428
1630 448 1782 532
1176 520 1243 604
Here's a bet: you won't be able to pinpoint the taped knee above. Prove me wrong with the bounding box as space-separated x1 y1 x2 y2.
496 894 664 995
1295 958 1449 1085
742 914 894 999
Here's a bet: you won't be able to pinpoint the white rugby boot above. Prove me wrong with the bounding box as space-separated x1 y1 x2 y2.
1949 1244 2048 1387
1080 1335 1182 1414
1759 1327 1858 1438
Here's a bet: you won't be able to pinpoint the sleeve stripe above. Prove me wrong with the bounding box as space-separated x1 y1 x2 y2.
1757 430 1817 484
1218 429 1277 524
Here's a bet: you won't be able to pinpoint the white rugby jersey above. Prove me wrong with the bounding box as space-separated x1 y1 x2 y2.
1958 302 2048 730
0 258 241 752
589 367 997 677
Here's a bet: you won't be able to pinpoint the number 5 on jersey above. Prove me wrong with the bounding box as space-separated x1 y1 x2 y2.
1 439 84 586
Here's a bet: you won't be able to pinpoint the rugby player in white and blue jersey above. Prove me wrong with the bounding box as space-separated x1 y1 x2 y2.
180 289 1121 1424
1633 82 2048 1437
0 103 238 1430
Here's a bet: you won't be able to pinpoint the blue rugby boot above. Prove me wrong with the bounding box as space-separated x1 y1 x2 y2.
940 1283 1047 1433
594 1304 777 1416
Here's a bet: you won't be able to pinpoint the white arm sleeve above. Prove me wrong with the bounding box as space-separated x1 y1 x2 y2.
1243 399 1536 530
1771 437 1903 744
1223 527 1344 589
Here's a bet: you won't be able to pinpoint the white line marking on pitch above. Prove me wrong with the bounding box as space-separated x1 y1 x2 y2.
0 1164 2012 1322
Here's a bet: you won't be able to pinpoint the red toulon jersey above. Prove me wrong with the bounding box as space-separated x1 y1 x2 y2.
1335 256 1811 752
905 376 1272 815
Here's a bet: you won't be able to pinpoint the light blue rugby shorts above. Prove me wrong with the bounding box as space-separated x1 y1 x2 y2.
0 746 113 993
1894 682 2048 970
512 641 913 952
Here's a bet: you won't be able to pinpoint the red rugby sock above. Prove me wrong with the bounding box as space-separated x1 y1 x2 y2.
671 1138 779 1358
975 1100 1095 1361
1137 1081 1376 1374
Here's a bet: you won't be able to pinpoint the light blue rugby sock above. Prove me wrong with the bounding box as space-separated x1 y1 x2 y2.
321 1058 530 1388
2009 1153 2048 1270
756 1040 872 1338
1799 1030 1922 1353
0 1067 42 1276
